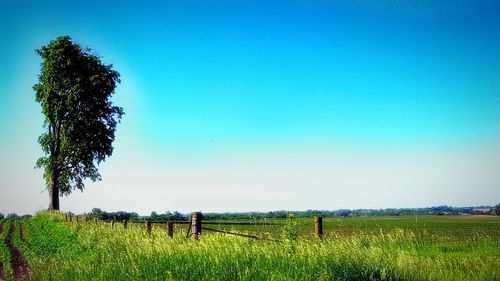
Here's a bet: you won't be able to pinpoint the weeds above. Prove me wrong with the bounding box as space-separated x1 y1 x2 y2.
10 213 500 281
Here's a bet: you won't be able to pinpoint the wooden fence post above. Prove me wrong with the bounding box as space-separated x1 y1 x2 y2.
314 216 323 238
167 222 174 238
146 220 152 235
191 212 202 240
111 220 115 228
123 220 128 229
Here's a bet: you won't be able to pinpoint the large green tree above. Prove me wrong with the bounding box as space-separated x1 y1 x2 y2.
34 36 123 210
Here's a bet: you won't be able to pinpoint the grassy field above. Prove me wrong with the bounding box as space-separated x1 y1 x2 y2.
0 213 499 281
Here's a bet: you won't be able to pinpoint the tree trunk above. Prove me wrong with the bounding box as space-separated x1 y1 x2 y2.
48 172 60 211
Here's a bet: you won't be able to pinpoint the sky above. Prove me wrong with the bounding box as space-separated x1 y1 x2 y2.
0 0 499 215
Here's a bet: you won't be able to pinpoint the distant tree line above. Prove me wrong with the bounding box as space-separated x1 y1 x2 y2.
202 205 498 220
87 208 140 221
0 213 32 219
1 205 497 222
87 208 186 222
84 205 498 222
149 211 187 221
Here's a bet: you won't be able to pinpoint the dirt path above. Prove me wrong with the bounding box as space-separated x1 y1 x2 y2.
5 223 29 280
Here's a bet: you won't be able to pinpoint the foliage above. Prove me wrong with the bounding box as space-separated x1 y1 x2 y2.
281 213 299 241
87 208 187 222
88 208 140 221
0 213 4 219
33 35 123 200
0 221 14 280
12 214 500 281
495 203 500 216
149 211 186 221
174 205 493 221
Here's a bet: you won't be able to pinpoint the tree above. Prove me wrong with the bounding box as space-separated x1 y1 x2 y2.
495 203 500 216
34 36 123 210
7 213 19 218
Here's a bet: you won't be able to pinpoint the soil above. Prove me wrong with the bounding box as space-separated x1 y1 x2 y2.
5 223 29 280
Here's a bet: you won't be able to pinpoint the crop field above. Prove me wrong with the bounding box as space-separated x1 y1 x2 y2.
0 213 499 281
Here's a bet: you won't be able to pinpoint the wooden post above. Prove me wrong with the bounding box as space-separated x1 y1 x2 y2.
111 220 115 228
146 220 152 235
314 216 323 238
123 220 128 229
191 212 202 240
69 214 73 222
75 216 79 223
167 222 174 238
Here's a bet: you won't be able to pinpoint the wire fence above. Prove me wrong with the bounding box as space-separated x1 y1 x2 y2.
64 212 324 240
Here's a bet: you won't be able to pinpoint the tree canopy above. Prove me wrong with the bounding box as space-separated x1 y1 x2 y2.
34 35 123 210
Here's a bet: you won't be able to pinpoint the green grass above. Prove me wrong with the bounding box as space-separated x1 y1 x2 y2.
205 215 500 241
11 214 500 280
0 220 14 280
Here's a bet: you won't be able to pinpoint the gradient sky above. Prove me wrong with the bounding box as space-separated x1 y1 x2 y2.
1 0 499 215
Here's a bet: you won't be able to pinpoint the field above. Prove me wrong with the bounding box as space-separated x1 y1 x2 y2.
0 213 499 281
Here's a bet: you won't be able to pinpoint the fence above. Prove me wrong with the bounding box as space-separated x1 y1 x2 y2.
64 212 325 240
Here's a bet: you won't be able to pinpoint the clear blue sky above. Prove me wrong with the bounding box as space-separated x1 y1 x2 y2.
1 1 499 215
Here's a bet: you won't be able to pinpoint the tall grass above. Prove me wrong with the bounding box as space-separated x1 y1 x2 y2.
15 213 499 281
